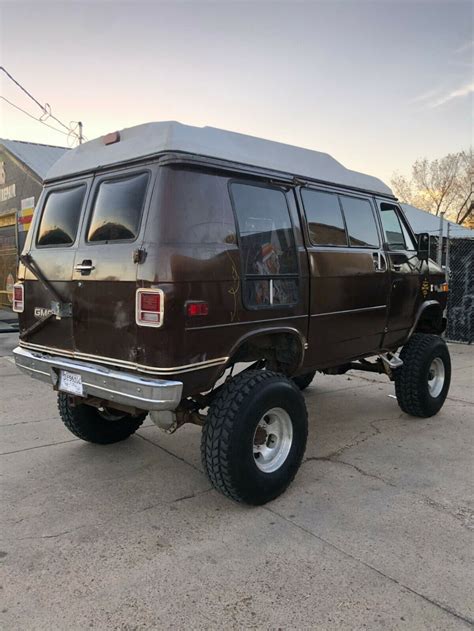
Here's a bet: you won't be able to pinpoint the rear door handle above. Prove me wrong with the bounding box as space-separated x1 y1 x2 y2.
74 260 95 274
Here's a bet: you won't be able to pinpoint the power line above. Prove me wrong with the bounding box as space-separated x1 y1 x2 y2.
1 66 47 116
1 95 71 137
1 65 71 133
1 65 84 142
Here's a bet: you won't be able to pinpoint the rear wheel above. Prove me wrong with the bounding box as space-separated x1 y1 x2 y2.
394 334 451 418
292 371 316 391
201 370 308 505
58 393 146 444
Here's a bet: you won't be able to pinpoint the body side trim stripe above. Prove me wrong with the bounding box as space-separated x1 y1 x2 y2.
186 314 307 332
18 341 228 375
311 305 387 318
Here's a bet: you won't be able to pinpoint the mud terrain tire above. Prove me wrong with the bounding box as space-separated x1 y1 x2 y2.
394 334 451 418
201 370 308 505
58 393 146 444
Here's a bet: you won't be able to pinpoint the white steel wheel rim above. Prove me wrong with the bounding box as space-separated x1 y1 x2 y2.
253 407 293 473
427 357 445 398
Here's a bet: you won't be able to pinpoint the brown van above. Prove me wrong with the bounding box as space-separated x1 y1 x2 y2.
13 122 450 504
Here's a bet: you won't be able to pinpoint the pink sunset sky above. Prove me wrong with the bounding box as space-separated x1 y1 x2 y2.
1 0 472 185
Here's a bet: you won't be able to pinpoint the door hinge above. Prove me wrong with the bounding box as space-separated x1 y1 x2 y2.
133 248 147 264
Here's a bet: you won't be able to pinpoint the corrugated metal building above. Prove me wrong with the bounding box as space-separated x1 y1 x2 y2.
401 203 473 239
0 140 67 308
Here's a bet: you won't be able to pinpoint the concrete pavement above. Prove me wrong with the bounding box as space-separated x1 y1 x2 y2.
1 333 473 629
0 308 18 334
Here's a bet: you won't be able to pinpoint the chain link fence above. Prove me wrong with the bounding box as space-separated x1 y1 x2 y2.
430 234 474 344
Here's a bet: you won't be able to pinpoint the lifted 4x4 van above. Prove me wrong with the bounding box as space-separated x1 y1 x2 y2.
13 122 450 505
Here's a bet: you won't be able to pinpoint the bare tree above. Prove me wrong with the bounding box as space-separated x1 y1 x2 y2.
391 149 473 226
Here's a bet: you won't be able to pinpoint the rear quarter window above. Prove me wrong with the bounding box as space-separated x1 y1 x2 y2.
87 172 149 242
157 168 236 245
36 185 86 247
230 182 299 307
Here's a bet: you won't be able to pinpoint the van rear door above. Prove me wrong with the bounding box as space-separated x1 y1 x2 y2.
19 178 91 353
71 166 155 366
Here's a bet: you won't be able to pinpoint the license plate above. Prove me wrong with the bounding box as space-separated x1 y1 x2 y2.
59 370 83 396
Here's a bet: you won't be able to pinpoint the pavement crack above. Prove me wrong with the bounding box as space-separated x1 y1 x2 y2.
333 458 399 486
304 458 473 529
0 417 59 428
446 396 473 405
264 506 474 627
9 489 214 543
0 438 79 456
17 529 79 541
173 488 213 503
305 455 398 488
136 432 203 473
304 415 399 462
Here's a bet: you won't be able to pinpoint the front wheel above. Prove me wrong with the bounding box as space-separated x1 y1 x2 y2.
58 393 146 444
394 334 451 418
201 370 308 505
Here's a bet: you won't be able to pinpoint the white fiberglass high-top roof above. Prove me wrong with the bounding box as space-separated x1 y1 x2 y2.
46 121 393 196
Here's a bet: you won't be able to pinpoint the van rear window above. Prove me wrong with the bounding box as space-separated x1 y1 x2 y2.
87 172 149 242
36 185 86 247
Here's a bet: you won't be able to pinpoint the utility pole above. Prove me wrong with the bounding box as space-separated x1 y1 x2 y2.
445 222 450 283
437 211 445 268
78 121 83 145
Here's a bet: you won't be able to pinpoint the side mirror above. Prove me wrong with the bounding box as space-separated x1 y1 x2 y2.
417 233 430 261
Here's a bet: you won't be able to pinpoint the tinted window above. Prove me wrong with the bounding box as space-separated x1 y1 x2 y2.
340 196 379 248
381 204 417 250
159 168 236 245
231 183 297 275
87 172 148 242
231 183 298 306
380 206 406 250
301 189 347 246
37 185 86 246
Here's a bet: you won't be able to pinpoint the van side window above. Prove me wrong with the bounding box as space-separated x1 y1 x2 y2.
231 183 298 307
301 189 347 246
37 185 86 247
87 172 149 242
380 204 416 250
340 196 379 248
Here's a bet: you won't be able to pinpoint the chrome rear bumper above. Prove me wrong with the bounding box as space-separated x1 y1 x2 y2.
13 346 183 411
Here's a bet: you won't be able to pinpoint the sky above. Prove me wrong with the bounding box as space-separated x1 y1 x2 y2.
0 0 472 184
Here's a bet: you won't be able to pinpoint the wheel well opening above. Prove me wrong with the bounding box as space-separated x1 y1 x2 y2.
230 332 303 375
415 304 445 334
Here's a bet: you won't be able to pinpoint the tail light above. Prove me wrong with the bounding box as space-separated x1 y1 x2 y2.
12 283 24 313
136 288 164 327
